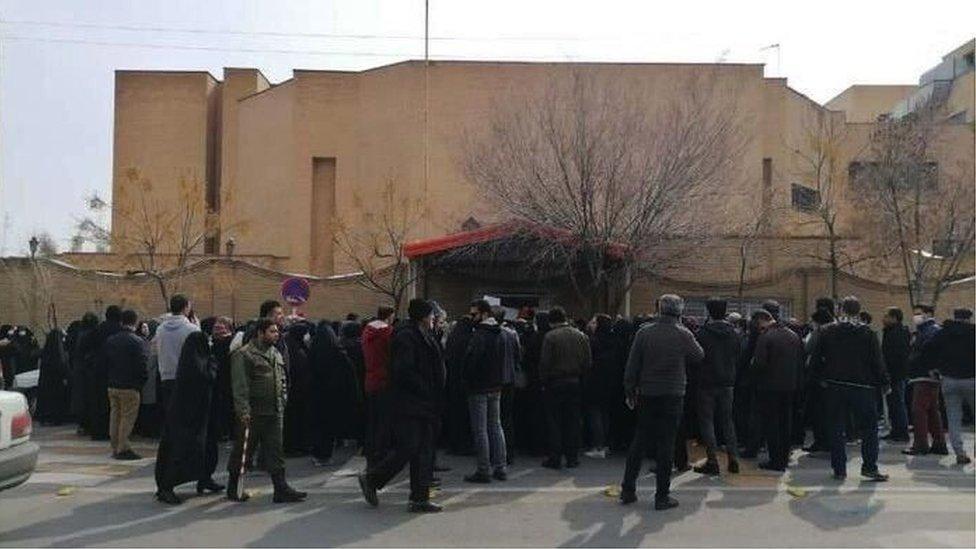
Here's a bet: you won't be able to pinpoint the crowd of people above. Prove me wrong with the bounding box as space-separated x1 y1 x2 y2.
2 290 973 513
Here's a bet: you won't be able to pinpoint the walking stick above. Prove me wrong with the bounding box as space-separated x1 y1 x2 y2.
235 424 250 500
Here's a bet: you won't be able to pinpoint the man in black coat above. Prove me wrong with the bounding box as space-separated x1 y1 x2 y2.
921 308 975 464
693 298 742 476
752 309 804 472
809 296 890 482
461 299 508 483
105 310 149 460
359 299 446 513
880 307 911 443
84 305 123 441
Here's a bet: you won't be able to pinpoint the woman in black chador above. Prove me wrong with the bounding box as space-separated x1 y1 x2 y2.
307 321 363 465
154 331 223 504
37 328 70 424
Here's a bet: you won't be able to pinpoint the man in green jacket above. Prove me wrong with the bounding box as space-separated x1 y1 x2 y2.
227 318 306 503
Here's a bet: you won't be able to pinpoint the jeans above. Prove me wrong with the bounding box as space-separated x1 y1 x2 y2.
885 379 910 439
622 395 683 501
757 390 792 469
824 384 879 475
367 416 435 502
542 380 582 464
468 392 507 474
697 386 738 462
107 388 140 455
910 381 945 451
942 377 976 456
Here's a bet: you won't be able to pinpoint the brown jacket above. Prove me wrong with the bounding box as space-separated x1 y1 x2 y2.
538 323 591 383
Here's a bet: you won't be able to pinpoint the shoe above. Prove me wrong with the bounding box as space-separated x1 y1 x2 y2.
881 434 909 442
358 474 378 507
802 444 827 453
566 459 580 469
196 478 225 495
408 500 443 513
727 458 740 474
693 461 720 476
584 448 607 459
464 472 492 484
673 463 691 474
758 461 786 473
430 477 442 487
226 474 250 502
902 447 929 456
310 457 331 467
115 450 143 461
271 472 307 503
492 469 508 481
654 496 679 511
930 445 950 456
832 471 847 481
956 454 972 465
619 490 637 505
156 490 183 505
541 458 562 470
860 469 889 482
433 464 452 473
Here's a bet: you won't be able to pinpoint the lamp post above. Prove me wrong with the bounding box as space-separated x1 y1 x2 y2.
225 237 236 256
226 238 237 320
27 237 39 330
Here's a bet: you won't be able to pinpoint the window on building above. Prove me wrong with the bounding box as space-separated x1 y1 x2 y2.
791 184 820 213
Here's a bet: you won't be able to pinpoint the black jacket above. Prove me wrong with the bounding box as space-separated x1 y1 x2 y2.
921 320 975 379
753 323 804 392
881 324 911 381
462 320 506 394
695 320 741 387
391 321 446 419
810 320 888 388
105 329 149 391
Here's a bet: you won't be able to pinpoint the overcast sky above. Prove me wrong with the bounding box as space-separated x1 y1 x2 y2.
0 0 973 255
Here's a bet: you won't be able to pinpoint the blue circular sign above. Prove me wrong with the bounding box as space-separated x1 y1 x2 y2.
281 277 310 305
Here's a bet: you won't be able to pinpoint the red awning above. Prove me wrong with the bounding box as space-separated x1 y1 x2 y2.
404 221 629 260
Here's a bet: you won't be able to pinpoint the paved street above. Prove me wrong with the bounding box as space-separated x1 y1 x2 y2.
1 425 973 547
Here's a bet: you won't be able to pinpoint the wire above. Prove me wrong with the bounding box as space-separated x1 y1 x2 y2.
0 18 598 43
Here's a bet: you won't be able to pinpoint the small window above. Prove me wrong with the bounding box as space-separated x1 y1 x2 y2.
791 184 820 212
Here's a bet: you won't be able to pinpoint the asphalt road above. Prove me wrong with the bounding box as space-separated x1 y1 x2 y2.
1 425 973 547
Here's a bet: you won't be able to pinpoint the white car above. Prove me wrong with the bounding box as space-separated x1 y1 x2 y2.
0 390 39 491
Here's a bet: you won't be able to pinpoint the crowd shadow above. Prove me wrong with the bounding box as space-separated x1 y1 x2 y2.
787 451 885 533
904 454 975 492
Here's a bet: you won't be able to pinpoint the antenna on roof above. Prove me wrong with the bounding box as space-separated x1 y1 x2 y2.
760 43 781 77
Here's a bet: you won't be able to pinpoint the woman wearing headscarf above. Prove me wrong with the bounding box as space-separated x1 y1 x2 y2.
282 320 312 456
154 331 222 504
68 313 99 433
37 328 70 425
307 321 362 465
339 321 367 445
134 321 160 438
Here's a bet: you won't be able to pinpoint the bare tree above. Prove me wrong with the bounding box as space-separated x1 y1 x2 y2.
461 71 745 314
733 207 772 310
32 232 59 257
858 108 975 307
332 179 424 314
111 168 215 308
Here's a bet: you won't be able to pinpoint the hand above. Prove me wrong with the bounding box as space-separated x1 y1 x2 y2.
240 414 251 427
625 396 636 410
882 385 892 396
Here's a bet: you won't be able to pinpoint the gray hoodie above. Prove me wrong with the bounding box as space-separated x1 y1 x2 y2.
154 314 200 381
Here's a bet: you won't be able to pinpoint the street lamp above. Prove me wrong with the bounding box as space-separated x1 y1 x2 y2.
225 237 236 256
28 236 39 259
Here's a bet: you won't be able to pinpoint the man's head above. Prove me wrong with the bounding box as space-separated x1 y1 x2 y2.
840 295 861 318
761 300 781 321
752 309 774 332
859 311 873 326
105 305 122 323
492 306 506 324
260 300 284 326
408 298 434 327
548 306 567 325
913 304 935 326
953 308 974 323
121 309 138 329
706 297 728 321
169 294 190 316
255 318 280 345
376 306 395 323
815 297 835 316
883 307 903 328
657 294 684 318
213 317 233 339
471 299 492 322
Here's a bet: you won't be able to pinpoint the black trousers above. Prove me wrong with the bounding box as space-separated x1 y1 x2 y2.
157 379 176 433
622 395 683 501
365 390 394 468
367 416 434 503
758 390 793 469
542 380 582 463
501 386 515 461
